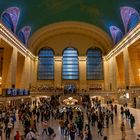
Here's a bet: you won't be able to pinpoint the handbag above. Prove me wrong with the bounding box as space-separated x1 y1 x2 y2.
51 133 56 138
83 136 88 140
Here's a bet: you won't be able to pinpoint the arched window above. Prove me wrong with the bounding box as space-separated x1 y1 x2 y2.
38 48 54 80
18 32 26 44
1 13 14 32
1 7 20 33
62 48 79 80
127 13 140 31
109 26 123 44
18 26 31 45
120 6 140 33
87 48 103 80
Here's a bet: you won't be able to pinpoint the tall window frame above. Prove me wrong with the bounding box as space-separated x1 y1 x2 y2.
127 13 140 32
1 13 14 32
62 47 79 80
18 32 26 44
86 48 104 80
38 48 54 80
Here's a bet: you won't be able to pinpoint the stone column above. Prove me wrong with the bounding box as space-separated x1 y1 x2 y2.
54 56 62 88
103 58 109 91
2 48 17 88
2 47 17 88
108 56 117 91
123 48 132 103
16 54 37 89
30 58 38 86
24 56 31 89
79 56 87 90
16 53 25 88
123 48 130 89
16 55 32 89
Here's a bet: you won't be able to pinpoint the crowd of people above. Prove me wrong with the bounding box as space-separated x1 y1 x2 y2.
0 94 136 140
0 106 17 140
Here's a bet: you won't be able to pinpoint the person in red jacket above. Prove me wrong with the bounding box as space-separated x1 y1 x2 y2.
14 131 20 140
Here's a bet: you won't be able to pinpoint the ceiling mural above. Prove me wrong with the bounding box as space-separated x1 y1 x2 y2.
0 0 140 43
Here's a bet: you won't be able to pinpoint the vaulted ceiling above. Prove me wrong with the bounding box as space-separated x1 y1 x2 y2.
0 0 140 38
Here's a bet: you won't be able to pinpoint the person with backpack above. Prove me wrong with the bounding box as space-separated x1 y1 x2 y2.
47 125 56 138
25 128 36 140
42 121 48 136
130 114 135 129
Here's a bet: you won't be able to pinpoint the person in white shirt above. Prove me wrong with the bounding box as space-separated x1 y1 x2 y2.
5 121 13 140
2 112 5 121
26 129 36 140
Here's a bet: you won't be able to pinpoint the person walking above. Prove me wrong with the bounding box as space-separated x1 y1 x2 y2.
130 114 135 129
14 131 20 140
103 136 108 140
106 115 109 128
5 121 13 140
59 119 65 135
120 122 126 140
69 123 76 140
25 129 36 140
36 109 40 123
42 121 48 136
83 124 92 140
98 120 103 136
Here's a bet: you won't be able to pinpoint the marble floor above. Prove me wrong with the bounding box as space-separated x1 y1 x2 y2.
2 105 140 140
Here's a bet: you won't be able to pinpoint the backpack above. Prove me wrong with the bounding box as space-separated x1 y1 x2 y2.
48 127 54 135
121 126 124 131
132 116 135 123
26 132 36 140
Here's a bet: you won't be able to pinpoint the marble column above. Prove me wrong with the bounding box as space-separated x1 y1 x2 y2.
79 56 87 90
54 56 62 88
123 48 130 89
103 58 110 91
24 56 31 89
108 56 117 91
2 47 17 88
16 53 25 88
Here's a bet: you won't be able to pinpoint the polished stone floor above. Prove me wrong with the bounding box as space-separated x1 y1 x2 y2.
2 104 140 140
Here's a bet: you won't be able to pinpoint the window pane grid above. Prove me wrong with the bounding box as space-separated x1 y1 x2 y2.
87 48 103 80
62 48 79 80
2 13 14 32
38 48 54 80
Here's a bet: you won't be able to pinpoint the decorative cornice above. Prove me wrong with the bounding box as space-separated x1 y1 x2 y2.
79 56 86 61
54 56 62 61
54 56 86 61
0 21 37 60
2 19 139 63
105 22 140 60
